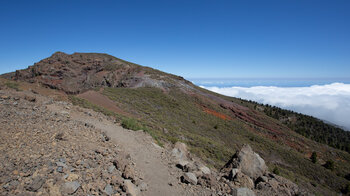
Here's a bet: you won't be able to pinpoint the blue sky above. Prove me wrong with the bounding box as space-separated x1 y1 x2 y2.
0 0 349 78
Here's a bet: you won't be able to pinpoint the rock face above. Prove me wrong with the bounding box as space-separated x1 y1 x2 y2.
222 144 267 180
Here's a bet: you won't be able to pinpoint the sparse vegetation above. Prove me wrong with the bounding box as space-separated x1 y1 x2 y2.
239 99 350 154
121 118 142 131
5 81 20 91
311 151 317 163
69 95 164 147
273 166 280 175
101 86 350 195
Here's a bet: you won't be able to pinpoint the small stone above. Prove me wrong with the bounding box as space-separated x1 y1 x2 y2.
176 160 189 170
181 172 197 185
57 166 64 173
138 182 148 191
256 176 268 183
234 172 254 189
60 181 80 195
199 165 211 175
104 184 114 195
101 132 110 142
55 133 64 140
123 180 139 196
113 159 127 170
229 168 239 180
56 161 67 168
26 177 45 192
25 95 36 102
108 165 116 173
122 165 135 180
66 173 79 181
3 180 19 191
0 95 10 99
111 175 124 186
13 170 19 175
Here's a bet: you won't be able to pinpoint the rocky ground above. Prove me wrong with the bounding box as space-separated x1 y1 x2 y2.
0 89 144 196
0 85 310 196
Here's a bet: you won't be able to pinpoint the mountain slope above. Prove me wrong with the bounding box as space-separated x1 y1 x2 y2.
2 52 350 195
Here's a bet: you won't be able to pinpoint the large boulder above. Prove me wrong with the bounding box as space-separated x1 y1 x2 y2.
221 144 267 180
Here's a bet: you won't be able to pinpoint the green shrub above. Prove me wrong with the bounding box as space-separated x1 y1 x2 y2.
273 166 280 175
121 118 142 131
166 136 178 144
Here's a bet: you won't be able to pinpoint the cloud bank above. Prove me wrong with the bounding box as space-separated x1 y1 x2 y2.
203 83 350 130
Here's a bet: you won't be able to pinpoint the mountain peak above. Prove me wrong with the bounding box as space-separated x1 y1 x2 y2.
6 52 191 94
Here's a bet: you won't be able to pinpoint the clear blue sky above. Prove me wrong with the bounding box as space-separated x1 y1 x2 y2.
0 0 349 79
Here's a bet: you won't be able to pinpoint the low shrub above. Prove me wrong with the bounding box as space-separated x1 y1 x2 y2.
121 118 142 131
273 166 280 175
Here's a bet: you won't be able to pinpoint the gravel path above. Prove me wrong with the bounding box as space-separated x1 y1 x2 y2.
48 103 200 196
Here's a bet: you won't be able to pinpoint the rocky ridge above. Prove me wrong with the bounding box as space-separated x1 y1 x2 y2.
3 52 191 94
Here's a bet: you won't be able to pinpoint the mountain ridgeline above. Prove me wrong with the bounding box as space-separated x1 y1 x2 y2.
2 52 350 195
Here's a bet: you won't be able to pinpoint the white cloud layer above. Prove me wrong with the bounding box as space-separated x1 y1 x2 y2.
204 83 350 130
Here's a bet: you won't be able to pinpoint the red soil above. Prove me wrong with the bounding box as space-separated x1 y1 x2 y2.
203 108 232 120
77 90 128 116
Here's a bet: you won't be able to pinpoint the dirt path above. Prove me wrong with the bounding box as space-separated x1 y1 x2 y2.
47 103 196 196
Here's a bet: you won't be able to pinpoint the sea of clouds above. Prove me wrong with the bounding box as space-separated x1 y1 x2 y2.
203 83 350 130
